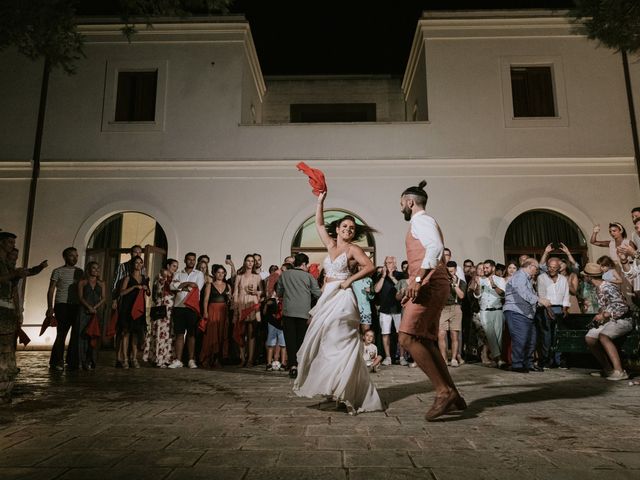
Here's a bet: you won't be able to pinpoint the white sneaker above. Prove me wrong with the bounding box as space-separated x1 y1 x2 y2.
399 357 408 366
168 360 183 369
188 360 198 369
606 370 629 381
450 359 459 367
409 362 417 368
382 357 392 366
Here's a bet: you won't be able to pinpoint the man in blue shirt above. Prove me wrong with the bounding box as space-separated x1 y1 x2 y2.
503 258 551 373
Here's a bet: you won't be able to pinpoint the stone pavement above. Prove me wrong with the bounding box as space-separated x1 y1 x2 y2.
1 351 640 480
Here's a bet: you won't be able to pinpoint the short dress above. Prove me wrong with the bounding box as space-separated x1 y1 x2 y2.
118 275 147 336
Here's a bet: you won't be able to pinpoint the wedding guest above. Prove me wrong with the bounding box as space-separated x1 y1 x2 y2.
232 254 263 366
169 252 205 369
118 256 150 368
352 265 375 333
363 330 382 372
438 261 466 367
77 262 106 370
590 222 634 264
0 232 26 401
374 256 405 365
263 296 286 371
473 259 506 367
47 247 83 371
276 253 322 378
111 245 145 367
504 261 518 283
582 263 633 381
143 258 178 368
597 255 622 286
503 259 551 373
200 264 232 368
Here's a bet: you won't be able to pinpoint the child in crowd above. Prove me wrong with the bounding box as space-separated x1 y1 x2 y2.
597 255 622 286
263 297 287 371
363 330 382 373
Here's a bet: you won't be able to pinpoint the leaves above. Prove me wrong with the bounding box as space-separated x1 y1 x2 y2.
571 0 640 54
0 0 234 74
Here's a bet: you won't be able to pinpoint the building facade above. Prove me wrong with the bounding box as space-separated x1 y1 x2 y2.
0 10 638 345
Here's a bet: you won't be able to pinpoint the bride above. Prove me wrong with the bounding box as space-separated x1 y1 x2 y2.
293 191 384 414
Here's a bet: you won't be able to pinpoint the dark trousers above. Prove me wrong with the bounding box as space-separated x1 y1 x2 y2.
282 316 308 368
505 310 536 369
50 303 79 368
536 306 563 367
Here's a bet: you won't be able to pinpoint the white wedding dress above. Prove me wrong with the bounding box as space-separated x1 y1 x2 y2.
293 252 384 414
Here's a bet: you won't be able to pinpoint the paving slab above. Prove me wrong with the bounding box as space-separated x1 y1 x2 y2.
1 351 639 480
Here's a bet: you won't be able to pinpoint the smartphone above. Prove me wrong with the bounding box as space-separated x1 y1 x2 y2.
225 254 231 260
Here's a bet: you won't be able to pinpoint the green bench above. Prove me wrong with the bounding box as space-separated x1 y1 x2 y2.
556 313 640 358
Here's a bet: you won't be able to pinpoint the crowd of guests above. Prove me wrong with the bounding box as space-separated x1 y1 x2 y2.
0 206 639 401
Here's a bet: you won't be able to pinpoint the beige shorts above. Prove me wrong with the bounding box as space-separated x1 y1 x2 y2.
585 318 633 340
439 304 462 332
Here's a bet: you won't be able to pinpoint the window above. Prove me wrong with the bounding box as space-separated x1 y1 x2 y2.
290 103 376 123
510 66 555 118
102 60 167 132
114 71 158 122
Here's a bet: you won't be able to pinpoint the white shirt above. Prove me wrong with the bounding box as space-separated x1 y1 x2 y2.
410 211 444 270
170 269 205 308
536 272 570 307
475 275 506 310
259 270 269 281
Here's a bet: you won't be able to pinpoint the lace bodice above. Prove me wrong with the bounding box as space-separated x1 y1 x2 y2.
323 252 350 281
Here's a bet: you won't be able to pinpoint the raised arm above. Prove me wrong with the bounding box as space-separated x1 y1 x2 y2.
590 225 610 247
315 191 335 249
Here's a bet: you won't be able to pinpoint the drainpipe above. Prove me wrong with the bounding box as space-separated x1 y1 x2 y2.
621 50 640 190
22 57 51 270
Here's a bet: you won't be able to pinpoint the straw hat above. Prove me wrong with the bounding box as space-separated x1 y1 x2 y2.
581 262 603 277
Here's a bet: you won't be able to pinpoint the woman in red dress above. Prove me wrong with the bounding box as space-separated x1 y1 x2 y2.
200 264 231 367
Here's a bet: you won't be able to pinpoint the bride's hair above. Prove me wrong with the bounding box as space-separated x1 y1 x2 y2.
326 215 378 242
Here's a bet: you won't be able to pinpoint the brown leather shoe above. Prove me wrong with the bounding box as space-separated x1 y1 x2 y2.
425 390 465 421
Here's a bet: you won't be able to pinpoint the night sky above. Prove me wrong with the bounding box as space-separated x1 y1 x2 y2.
79 0 577 75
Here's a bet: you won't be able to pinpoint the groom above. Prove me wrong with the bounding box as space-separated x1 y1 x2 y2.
398 180 467 420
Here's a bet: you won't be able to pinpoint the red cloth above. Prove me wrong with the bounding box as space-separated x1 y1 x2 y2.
39 315 56 336
198 316 207 333
240 303 260 322
131 289 146 319
86 313 102 348
296 162 327 196
18 328 30 346
308 263 320 279
184 287 201 316
105 308 118 338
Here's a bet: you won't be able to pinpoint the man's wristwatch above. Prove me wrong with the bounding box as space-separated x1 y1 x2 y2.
415 276 421 283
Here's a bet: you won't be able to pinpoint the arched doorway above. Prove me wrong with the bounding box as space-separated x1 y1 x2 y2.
504 209 587 265
291 209 376 267
85 212 168 331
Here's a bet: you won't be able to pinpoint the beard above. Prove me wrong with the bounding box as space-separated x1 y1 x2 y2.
402 206 412 221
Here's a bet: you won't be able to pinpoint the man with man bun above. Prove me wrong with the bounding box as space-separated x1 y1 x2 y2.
397 180 466 421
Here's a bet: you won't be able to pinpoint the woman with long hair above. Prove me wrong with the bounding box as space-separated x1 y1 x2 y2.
503 261 518 283
77 262 106 370
232 254 262 366
143 258 178 368
118 256 150 368
200 264 232 368
294 191 384 414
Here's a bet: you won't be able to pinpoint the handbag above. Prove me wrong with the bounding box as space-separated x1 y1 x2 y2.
150 305 167 320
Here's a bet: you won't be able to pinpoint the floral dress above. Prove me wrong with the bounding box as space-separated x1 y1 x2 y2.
143 276 174 367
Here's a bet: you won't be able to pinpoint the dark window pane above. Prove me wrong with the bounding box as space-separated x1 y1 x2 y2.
115 71 158 122
290 103 376 123
510 66 555 118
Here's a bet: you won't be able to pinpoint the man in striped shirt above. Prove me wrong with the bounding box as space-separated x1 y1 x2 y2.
47 247 83 371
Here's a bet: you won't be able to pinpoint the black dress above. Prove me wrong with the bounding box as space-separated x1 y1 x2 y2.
118 275 147 336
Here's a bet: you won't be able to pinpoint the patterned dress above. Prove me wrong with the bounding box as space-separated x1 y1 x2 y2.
143 277 174 367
